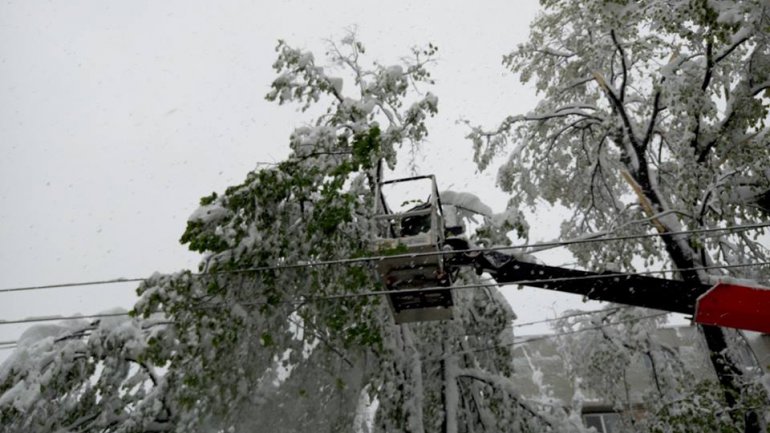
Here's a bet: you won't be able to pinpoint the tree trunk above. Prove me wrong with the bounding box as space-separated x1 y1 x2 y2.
631 166 757 432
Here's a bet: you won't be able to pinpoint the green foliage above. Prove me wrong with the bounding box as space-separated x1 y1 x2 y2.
126 34 451 432
180 220 230 253
470 20 770 431
471 0 770 272
200 192 218 206
1 33 547 433
351 126 381 170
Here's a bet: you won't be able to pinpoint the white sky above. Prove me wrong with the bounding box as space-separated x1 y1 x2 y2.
0 0 628 358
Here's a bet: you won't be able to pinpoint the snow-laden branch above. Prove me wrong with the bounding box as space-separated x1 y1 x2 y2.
454 368 558 428
535 47 575 58
610 30 628 103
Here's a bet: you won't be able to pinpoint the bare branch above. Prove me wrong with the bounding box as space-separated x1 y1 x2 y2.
751 81 770 96
642 89 663 151
713 35 750 65
456 370 556 429
702 40 714 91
522 109 602 122
610 30 628 102
559 76 594 92
593 72 641 153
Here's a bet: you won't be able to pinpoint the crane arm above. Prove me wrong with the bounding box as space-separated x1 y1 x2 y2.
455 251 710 314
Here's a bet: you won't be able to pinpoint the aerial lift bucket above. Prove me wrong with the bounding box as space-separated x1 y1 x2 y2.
373 175 454 324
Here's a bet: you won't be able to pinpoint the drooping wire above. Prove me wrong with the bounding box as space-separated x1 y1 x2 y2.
435 311 671 360
0 306 662 352
450 305 636 339
513 306 630 329
0 278 147 293
1 222 768 294
0 261 767 330
511 312 670 346
0 312 133 326
308 261 770 301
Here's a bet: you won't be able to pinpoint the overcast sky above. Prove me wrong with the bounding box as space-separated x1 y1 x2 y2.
0 0 631 357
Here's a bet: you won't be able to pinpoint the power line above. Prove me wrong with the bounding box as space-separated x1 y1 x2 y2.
443 312 670 359
510 306 630 329
0 306 641 350
0 320 170 351
0 302 629 351
0 312 131 326
0 278 145 293
512 312 670 346
1 261 767 330
454 306 635 339
310 261 770 301
0 307 664 353
2 222 768 294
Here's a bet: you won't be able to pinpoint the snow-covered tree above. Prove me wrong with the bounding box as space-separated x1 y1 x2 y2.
0 35 582 433
552 308 768 432
468 0 770 430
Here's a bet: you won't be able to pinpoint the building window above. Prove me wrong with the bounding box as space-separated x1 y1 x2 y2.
582 412 622 433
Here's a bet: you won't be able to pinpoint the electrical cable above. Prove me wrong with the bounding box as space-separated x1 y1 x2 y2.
1 261 767 329
442 311 670 359
0 305 652 353
450 306 636 339
0 312 131 326
0 278 146 293
0 304 630 349
306 261 770 301
0 307 665 353
511 312 670 346
2 221 768 294
511 306 630 329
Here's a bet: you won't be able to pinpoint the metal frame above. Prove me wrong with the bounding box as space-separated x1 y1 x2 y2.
373 175 454 324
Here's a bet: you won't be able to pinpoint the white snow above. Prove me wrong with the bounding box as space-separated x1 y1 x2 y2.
440 190 493 217
187 202 231 223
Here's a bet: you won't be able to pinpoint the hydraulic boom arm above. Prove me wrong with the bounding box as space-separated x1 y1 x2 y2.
468 252 708 314
444 250 770 333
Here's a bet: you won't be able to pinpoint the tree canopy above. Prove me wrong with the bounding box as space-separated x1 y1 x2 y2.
0 36 571 433
469 0 770 430
471 0 770 275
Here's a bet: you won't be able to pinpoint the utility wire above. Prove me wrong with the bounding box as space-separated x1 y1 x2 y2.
510 306 630 329
0 321 169 351
0 312 131 326
451 306 635 339
0 307 666 353
0 306 645 350
442 312 670 360
0 278 146 293
308 261 770 301
1 261 767 330
511 312 670 346
2 222 768 294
